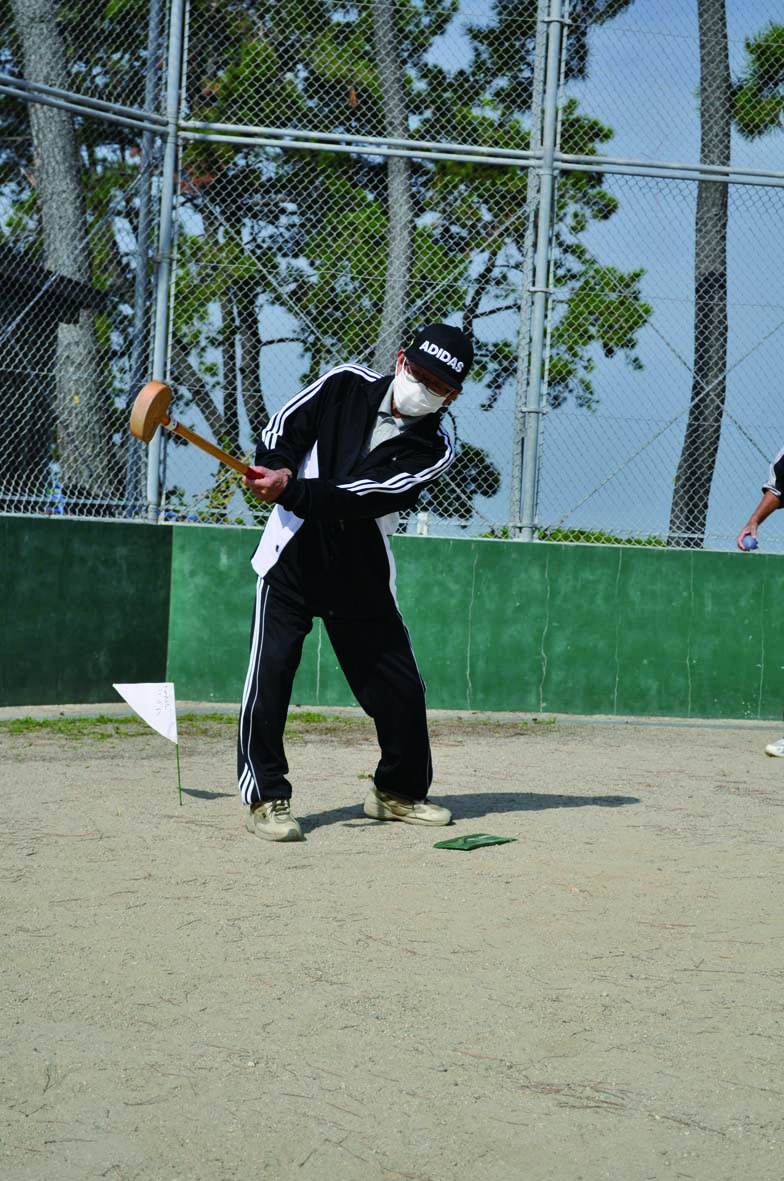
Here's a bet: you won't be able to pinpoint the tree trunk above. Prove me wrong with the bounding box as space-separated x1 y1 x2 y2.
371 0 412 373
201 206 239 452
11 0 108 502
170 334 225 440
236 288 269 442
667 0 730 547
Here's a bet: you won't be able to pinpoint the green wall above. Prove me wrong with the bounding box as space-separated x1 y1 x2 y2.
3 516 783 719
167 526 784 720
396 538 780 718
1 516 171 706
166 525 256 707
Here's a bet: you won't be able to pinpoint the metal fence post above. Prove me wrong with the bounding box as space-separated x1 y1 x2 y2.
509 0 547 538
514 0 566 542
146 0 187 521
126 0 164 517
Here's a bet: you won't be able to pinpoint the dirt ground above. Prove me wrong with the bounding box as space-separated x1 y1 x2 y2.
1 706 783 1181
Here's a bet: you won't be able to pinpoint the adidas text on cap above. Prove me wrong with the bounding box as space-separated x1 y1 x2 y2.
404 323 474 388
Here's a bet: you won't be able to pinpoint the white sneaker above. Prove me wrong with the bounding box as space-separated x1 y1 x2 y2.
764 738 784 758
245 799 303 841
363 786 452 827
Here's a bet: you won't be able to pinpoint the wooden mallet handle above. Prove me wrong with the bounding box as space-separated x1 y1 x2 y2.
129 381 256 477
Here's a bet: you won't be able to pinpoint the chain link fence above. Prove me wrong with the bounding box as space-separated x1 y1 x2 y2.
1 0 783 547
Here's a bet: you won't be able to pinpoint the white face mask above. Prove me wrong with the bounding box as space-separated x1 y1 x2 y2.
392 368 447 417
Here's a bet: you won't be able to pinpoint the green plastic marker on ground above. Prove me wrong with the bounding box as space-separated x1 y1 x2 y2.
433 833 516 851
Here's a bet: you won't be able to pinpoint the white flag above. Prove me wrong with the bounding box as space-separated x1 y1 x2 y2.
113 682 178 744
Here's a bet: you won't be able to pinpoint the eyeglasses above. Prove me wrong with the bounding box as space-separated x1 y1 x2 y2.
403 360 459 401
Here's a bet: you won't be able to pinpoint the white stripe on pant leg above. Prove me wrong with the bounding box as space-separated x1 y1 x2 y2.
240 770 256 804
238 578 270 803
242 579 270 802
239 577 266 743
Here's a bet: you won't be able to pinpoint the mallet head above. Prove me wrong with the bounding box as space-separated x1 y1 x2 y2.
130 381 173 444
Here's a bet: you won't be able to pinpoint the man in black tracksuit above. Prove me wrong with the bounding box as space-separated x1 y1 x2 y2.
237 322 474 841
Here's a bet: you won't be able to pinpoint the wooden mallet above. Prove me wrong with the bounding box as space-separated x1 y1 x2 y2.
129 381 257 477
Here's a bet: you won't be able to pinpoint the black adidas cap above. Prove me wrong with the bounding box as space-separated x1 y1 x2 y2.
404 323 474 388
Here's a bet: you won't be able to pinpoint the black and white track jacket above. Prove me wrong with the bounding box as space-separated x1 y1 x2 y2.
763 445 784 500
250 363 455 616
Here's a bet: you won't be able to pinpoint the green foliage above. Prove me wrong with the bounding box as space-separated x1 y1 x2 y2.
410 92 651 413
537 528 665 546
424 440 501 523
464 0 636 113
169 0 653 426
105 0 148 17
548 263 651 409
479 525 665 544
732 22 784 139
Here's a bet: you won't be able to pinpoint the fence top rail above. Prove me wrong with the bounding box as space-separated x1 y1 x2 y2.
4 73 784 188
558 151 784 187
180 117 540 162
178 128 540 170
0 72 167 127
0 83 165 137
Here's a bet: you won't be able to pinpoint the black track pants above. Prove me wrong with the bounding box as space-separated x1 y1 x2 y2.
237 579 432 805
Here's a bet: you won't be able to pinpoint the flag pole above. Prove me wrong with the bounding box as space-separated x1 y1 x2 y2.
176 741 183 807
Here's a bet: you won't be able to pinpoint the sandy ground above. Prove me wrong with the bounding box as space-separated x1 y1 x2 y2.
1 707 783 1181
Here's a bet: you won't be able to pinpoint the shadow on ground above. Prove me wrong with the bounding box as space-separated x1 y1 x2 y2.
299 790 639 831
182 787 234 800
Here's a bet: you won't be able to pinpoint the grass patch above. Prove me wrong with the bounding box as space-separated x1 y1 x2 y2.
0 714 239 740
2 715 147 739
0 709 373 742
0 711 556 742
284 712 374 739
